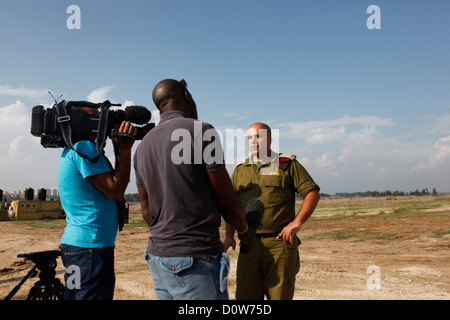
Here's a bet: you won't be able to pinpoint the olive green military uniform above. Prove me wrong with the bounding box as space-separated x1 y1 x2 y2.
231 153 319 300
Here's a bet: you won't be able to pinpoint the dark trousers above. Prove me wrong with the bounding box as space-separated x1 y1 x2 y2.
236 235 300 300
60 244 115 300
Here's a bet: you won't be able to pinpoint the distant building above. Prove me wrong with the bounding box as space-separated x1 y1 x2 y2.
49 187 59 197
0 187 59 201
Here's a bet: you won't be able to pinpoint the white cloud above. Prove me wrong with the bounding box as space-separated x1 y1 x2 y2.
376 166 387 178
346 125 377 145
86 86 143 112
270 113 450 193
151 109 160 125
122 99 135 108
277 115 395 169
219 111 249 121
411 136 450 172
302 154 336 169
0 85 49 100
278 115 394 144
299 154 339 178
421 114 450 135
315 154 335 168
0 100 28 129
0 100 61 192
220 112 237 117
305 126 346 144
87 85 115 103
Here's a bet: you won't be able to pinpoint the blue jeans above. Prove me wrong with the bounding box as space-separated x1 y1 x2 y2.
143 251 230 300
60 244 115 300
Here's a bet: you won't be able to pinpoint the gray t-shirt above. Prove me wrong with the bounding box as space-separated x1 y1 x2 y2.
134 111 225 258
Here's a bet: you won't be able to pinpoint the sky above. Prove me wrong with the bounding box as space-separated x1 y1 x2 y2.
0 0 449 195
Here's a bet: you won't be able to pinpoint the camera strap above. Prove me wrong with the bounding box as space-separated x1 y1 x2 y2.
104 157 128 232
56 101 110 163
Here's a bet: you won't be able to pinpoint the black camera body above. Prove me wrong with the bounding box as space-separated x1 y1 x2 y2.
17 250 61 268
31 100 154 149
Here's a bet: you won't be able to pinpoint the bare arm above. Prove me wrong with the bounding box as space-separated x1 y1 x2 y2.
224 222 237 252
277 188 320 244
88 121 137 201
138 186 152 226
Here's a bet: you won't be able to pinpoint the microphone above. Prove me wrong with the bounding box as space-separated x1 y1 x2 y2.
123 105 152 125
240 198 264 254
110 105 153 144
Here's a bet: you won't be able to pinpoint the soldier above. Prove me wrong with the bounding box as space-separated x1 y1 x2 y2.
224 122 320 300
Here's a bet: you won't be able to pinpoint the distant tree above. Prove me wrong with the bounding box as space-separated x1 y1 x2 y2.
124 193 140 202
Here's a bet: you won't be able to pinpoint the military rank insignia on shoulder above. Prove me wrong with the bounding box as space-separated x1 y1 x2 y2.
277 153 296 171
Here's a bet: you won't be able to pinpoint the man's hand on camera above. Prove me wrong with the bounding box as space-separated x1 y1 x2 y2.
89 121 137 202
111 121 138 149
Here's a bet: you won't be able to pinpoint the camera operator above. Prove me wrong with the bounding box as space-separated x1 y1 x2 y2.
57 105 137 300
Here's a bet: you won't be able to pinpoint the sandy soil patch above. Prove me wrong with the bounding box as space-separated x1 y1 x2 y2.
1 196 449 300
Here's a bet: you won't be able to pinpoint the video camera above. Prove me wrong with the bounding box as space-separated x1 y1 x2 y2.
31 98 154 157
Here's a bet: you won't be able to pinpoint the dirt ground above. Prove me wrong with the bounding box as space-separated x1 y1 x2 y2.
0 196 449 300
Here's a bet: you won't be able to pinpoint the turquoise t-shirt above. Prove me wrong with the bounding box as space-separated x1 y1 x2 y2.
58 141 118 248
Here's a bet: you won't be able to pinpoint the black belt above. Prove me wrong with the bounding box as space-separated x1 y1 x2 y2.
256 233 280 238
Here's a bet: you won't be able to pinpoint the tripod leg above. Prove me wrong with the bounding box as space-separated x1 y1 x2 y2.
4 265 38 300
26 282 40 300
26 278 66 300
54 279 65 300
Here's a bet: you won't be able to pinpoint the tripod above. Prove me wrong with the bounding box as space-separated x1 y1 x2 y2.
4 250 65 300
